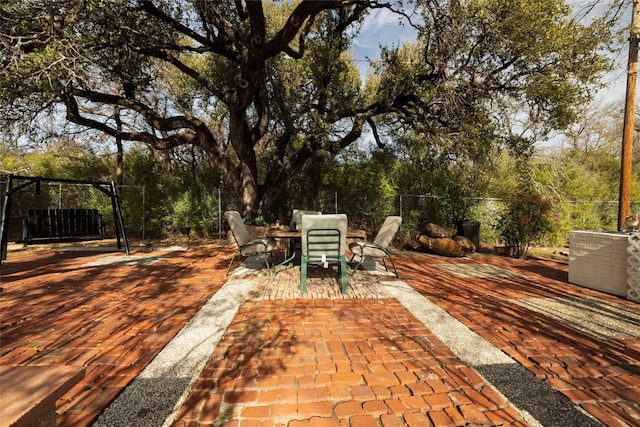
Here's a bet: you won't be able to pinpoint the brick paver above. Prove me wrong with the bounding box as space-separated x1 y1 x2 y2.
0 247 230 426
172 297 524 426
395 252 640 427
2 246 639 426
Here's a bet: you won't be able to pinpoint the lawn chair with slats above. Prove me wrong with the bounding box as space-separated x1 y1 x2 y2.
300 214 348 294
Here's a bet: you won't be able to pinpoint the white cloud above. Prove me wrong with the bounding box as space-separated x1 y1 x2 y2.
360 7 405 33
352 8 418 61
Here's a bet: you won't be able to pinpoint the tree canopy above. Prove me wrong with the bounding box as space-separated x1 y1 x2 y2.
0 0 623 216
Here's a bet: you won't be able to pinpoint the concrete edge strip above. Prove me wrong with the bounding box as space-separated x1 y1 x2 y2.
381 279 603 427
93 278 254 427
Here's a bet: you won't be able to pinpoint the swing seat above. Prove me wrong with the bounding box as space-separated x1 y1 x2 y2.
20 208 106 243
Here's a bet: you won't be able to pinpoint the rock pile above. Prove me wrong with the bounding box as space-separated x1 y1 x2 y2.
416 223 476 257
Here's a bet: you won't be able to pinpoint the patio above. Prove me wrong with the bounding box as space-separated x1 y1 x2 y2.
1 244 639 426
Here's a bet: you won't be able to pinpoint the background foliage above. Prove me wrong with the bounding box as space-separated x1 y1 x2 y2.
2 107 638 257
0 0 625 218
1 1 638 257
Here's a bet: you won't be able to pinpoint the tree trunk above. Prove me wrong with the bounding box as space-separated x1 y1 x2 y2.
114 107 124 187
239 163 259 218
229 108 260 218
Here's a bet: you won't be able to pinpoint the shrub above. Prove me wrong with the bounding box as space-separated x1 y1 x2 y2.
244 215 268 226
497 186 553 258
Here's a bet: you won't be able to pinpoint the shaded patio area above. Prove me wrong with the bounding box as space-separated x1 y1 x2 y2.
1 245 639 426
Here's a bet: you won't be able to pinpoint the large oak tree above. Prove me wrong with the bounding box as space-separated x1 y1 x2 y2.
0 0 621 216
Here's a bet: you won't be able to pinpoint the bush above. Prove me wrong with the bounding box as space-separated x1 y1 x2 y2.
497 186 553 258
244 215 267 226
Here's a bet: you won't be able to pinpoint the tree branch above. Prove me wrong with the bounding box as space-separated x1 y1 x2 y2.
265 0 346 57
63 92 190 149
70 88 200 132
138 0 240 62
366 117 385 149
133 47 227 100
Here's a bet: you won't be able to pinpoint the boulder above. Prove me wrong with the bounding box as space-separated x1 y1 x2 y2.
418 235 466 257
424 223 457 239
454 235 476 254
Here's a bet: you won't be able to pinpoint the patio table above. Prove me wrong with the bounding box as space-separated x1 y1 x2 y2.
266 227 366 270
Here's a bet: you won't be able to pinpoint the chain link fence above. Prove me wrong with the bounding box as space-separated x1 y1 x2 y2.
3 178 638 248
273 193 640 248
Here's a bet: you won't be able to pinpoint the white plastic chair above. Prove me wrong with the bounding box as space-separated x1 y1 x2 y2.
349 216 402 277
224 211 277 275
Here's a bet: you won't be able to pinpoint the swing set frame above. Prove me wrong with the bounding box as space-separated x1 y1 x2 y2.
1 175 130 262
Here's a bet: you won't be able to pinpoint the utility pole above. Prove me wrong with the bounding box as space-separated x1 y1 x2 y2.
619 0 640 230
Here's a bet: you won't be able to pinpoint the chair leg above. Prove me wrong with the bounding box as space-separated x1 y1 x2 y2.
387 255 399 278
349 253 364 276
226 251 240 276
301 255 308 294
340 256 348 293
263 253 272 276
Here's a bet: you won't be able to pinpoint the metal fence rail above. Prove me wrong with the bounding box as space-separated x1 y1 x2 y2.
2 178 638 247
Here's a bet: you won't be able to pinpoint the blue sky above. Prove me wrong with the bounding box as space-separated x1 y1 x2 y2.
351 7 419 79
352 7 418 58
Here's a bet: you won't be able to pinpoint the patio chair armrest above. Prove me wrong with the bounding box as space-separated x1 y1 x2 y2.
350 240 390 257
351 240 380 250
239 238 277 255
240 239 268 250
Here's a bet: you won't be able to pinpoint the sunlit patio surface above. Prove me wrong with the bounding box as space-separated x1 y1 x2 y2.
1 244 639 426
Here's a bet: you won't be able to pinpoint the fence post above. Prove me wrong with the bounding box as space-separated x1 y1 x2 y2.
0 175 14 261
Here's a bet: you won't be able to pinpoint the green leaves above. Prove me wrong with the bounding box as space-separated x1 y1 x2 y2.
497 185 554 258
376 0 617 143
0 0 625 217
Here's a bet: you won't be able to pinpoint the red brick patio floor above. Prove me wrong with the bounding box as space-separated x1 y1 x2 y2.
396 253 640 427
1 247 639 426
1 246 230 426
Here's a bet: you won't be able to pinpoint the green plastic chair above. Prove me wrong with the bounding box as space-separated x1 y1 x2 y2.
300 214 348 293
349 216 402 277
224 211 277 276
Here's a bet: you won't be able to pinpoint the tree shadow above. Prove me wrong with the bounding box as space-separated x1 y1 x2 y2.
392 253 640 425
0 247 232 424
